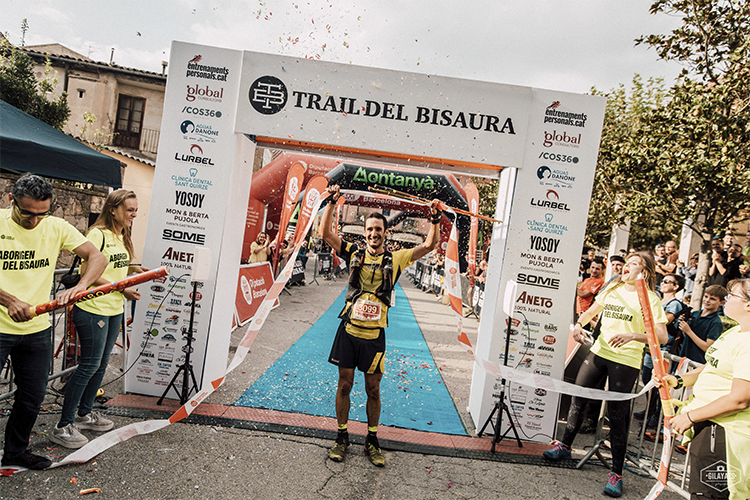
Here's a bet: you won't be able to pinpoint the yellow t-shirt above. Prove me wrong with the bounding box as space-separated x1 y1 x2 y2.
249 241 268 264
76 228 130 317
339 244 415 339
0 209 88 334
590 283 667 369
682 326 750 500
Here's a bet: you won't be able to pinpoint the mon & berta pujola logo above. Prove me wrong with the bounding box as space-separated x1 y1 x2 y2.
544 101 587 127
247 75 517 135
186 55 229 81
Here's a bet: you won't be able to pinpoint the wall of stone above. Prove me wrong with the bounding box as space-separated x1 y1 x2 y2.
0 172 109 267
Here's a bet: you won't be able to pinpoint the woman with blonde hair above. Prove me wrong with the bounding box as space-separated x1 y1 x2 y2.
542 251 668 497
51 190 146 449
660 278 750 499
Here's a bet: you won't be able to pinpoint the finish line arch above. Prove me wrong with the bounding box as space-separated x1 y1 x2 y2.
129 41 607 441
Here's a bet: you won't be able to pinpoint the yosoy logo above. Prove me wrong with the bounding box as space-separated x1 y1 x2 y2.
249 76 288 114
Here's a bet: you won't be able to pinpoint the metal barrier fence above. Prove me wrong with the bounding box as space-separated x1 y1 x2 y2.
0 269 130 402
407 260 484 318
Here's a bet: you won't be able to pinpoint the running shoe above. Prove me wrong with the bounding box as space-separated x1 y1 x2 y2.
603 472 623 497
364 436 385 467
50 423 88 449
328 441 349 462
633 409 646 421
75 411 114 432
542 442 571 460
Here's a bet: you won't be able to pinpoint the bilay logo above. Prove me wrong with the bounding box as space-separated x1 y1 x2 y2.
249 75 288 114
186 55 229 81
543 102 587 127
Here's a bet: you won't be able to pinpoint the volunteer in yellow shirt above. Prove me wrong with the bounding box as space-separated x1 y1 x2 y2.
543 252 668 498
320 184 440 468
660 278 750 500
50 190 146 449
0 174 106 470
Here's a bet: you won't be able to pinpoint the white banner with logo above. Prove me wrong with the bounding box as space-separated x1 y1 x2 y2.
468 89 606 442
235 52 532 173
126 43 251 396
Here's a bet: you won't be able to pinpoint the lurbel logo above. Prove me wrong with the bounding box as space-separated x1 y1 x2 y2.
174 144 215 166
530 189 570 212
249 75 288 115
543 335 556 345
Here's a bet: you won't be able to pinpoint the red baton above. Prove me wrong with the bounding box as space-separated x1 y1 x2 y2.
30 266 170 317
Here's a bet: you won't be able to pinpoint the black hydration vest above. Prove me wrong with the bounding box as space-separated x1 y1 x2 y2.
344 248 394 307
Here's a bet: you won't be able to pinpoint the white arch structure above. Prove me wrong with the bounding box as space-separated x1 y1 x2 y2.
127 41 606 441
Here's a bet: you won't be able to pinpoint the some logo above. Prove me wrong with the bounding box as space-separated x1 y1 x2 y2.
544 102 587 128
542 130 581 149
162 229 205 246
186 55 229 81
517 273 560 290
249 75 287 114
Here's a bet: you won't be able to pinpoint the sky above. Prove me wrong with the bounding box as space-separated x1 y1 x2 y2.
3 0 686 96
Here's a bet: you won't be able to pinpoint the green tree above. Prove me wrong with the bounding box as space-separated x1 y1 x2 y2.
591 0 750 306
0 40 71 130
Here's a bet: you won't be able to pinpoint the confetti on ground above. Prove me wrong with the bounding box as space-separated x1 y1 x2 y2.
233 285 466 435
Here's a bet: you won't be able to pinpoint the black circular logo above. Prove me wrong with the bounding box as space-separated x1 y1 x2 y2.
249 76 287 115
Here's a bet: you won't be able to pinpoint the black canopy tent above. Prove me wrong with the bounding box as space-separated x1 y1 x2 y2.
0 99 122 188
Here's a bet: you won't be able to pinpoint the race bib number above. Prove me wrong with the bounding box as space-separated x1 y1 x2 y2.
351 298 382 322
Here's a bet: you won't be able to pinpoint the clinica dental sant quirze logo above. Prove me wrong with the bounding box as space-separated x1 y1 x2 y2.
544 101 587 128
249 75 288 115
186 55 229 81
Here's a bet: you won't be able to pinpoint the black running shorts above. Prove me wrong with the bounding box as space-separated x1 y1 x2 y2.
328 321 386 374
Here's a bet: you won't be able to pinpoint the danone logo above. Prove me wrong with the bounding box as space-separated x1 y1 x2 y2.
249 75 288 114
352 166 435 191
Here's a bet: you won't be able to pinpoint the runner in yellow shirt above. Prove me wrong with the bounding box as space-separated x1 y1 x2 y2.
51 190 147 449
0 174 106 470
543 251 668 498
320 184 441 467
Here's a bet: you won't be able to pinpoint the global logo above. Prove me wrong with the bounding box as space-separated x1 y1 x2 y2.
543 130 581 149
249 75 288 115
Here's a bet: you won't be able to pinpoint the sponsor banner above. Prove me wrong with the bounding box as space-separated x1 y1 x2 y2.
125 42 246 397
236 52 532 171
235 262 278 326
465 180 479 285
469 88 606 442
